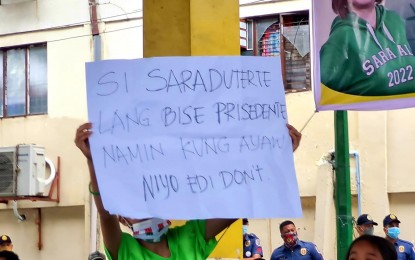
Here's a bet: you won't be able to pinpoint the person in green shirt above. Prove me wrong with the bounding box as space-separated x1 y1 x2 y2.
320 0 415 97
75 123 302 260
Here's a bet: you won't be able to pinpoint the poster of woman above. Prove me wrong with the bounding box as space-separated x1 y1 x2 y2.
314 0 415 111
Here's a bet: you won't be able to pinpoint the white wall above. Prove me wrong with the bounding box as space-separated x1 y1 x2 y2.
0 1 143 258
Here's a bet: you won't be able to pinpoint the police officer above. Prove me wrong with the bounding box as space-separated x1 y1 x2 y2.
0 235 13 252
270 220 324 260
383 214 415 260
243 218 263 259
355 214 378 236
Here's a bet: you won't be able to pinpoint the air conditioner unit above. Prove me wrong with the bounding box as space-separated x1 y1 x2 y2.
0 145 46 197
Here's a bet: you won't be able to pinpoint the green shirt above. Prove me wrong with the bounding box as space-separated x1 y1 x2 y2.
320 5 415 96
105 220 218 260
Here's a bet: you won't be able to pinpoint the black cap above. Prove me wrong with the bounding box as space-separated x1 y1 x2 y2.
383 214 401 227
242 218 248 225
0 235 11 245
88 251 106 260
356 214 378 226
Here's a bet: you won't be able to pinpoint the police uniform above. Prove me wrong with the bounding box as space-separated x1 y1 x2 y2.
270 240 324 260
243 233 263 258
394 238 415 260
383 214 415 260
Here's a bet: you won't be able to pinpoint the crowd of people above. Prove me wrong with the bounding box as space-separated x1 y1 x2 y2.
240 213 414 260
3 212 413 260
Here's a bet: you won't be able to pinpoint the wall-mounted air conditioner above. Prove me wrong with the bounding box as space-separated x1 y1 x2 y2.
0 145 46 197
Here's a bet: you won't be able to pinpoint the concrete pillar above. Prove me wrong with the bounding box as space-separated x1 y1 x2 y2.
143 1 240 258
143 0 240 57
314 163 336 259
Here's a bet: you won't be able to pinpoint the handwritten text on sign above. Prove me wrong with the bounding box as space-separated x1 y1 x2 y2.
85 56 302 219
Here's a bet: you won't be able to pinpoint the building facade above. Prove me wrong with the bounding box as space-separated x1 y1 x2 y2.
0 1 414 259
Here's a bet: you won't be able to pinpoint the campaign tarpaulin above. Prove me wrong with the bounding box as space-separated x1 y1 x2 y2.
313 0 415 111
85 56 302 220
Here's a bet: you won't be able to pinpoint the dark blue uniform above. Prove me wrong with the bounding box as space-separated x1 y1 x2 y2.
271 240 324 260
243 233 263 258
394 238 415 260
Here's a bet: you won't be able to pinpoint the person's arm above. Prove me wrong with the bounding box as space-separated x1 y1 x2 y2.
287 124 301 152
409 243 415 260
75 123 122 260
204 219 237 241
244 252 262 260
310 243 324 260
244 234 263 260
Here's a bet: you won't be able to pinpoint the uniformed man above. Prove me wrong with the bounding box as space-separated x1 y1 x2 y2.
270 220 324 260
243 218 263 260
0 235 13 252
355 214 378 236
383 214 415 260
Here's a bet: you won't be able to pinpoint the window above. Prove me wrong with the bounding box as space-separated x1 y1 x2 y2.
1 44 47 117
246 19 254 50
259 22 280 56
281 14 311 91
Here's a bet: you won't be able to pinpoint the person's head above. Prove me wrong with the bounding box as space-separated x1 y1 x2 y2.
383 214 401 240
0 235 13 252
242 218 249 235
346 234 397 260
332 0 382 18
279 220 298 248
0 250 20 260
356 214 378 236
88 251 106 260
118 217 171 243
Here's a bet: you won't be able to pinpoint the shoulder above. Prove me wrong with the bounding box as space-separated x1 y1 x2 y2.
107 232 144 258
247 233 260 239
299 240 316 247
300 241 320 251
167 220 205 240
120 232 135 242
272 244 286 254
379 5 404 24
171 220 205 232
397 238 414 247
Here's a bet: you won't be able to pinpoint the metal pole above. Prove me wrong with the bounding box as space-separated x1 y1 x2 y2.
334 110 353 259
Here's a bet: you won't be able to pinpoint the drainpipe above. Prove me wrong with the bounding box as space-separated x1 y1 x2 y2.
88 0 101 254
350 151 361 216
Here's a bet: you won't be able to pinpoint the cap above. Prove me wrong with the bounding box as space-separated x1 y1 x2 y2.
383 214 401 227
356 214 378 226
242 218 249 225
0 235 12 245
88 251 106 260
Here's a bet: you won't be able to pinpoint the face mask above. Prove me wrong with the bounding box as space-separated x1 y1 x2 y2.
363 227 374 235
243 225 248 235
387 227 400 239
282 232 298 247
128 218 171 243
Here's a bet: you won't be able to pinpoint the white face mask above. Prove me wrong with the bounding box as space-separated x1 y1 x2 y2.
128 218 171 243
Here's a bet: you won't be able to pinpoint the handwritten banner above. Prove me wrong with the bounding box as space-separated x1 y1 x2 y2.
313 0 415 111
85 56 302 219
